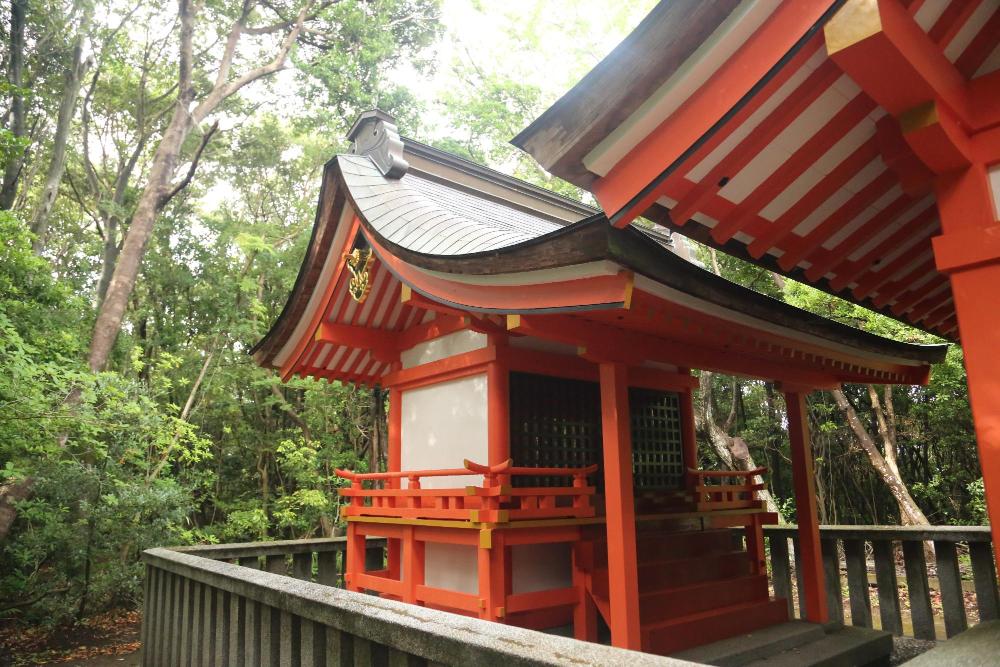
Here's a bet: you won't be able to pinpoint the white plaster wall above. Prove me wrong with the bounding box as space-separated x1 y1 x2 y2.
400 329 486 369
511 544 572 594
400 374 488 489
423 543 479 594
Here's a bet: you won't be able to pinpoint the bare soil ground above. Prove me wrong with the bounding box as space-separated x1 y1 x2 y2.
0 610 140 667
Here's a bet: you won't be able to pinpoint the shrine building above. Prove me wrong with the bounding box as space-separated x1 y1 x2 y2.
251 108 945 657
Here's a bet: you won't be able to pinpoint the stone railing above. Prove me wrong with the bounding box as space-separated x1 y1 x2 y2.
141 538 697 667
762 525 999 640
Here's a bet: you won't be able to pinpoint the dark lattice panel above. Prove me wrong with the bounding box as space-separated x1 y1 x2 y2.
509 372 603 490
508 373 686 492
629 388 684 491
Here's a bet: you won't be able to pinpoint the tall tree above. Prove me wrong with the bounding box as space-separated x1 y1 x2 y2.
29 1 93 251
831 387 929 525
0 0 28 209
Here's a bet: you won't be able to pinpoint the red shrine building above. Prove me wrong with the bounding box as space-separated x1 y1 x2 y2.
254 0 998 659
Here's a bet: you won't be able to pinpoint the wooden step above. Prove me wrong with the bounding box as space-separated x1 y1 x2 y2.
741 626 893 667
644 598 789 655
636 528 736 561
671 620 826 666
638 550 751 589
640 574 770 624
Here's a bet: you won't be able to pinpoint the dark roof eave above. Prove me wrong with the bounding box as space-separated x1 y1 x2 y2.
346 179 946 366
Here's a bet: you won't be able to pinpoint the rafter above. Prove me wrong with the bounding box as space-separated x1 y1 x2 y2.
710 95 877 245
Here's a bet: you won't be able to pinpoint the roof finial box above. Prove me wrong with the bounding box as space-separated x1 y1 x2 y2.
346 109 409 179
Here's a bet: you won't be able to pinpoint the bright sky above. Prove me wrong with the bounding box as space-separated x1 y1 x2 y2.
396 0 657 142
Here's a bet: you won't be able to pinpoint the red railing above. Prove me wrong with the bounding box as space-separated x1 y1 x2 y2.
336 459 598 524
687 467 766 511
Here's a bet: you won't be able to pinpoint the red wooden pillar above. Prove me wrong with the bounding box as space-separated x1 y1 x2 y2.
478 531 506 621
598 362 642 649
783 388 828 623
932 163 1000 574
386 387 402 580
487 334 510 466
345 522 366 593
679 368 698 483
572 539 598 641
402 525 424 605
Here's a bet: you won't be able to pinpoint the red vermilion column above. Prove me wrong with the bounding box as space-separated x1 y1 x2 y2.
598 362 642 649
487 335 510 467
784 389 829 623
678 372 698 477
387 387 402 579
932 162 1000 573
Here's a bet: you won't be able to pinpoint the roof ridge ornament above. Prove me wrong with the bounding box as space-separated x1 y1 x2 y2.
346 109 409 179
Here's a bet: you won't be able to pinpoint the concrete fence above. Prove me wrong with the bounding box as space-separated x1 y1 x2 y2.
141 540 697 667
758 524 999 640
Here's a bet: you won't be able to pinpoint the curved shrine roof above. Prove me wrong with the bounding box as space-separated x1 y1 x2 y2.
253 116 945 388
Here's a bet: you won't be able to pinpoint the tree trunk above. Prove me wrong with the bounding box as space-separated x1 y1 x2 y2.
831 388 929 525
86 0 308 372
29 4 93 252
87 100 192 372
0 0 27 210
696 371 781 515
0 478 32 542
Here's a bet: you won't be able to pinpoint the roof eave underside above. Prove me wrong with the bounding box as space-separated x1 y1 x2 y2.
254 154 945 384
513 0 1000 343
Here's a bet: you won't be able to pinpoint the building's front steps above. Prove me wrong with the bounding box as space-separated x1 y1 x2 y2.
584 524 789 654
672 620 893 667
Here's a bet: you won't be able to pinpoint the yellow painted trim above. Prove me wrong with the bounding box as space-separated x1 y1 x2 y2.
492 517 605 530
622 270 634 310
900 101 939 134
346 516 482 529
824 0 881 56
479 528 492 549
400 284 412 303
506 313 521 330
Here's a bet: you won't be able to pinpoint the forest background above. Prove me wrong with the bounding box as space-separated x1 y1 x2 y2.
0 0 982 637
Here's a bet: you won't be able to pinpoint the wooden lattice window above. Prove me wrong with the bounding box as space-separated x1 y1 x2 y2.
629 387 684 490
508 372 685 491
509 372 602 489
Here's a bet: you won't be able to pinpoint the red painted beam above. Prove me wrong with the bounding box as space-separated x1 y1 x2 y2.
748 138 881 260
890 275 947 316
853 249 933 301
804 193 917 281
825 0 973 125
955 5 1000 78
871 257 937 308
592 0 838 227
669 52 838 226
711 95 877 245
778 170 899 272
828 204 938 292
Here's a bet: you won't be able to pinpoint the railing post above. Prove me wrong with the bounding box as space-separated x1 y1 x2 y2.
769 534 795 618
821 538 844 625
872 540 903 635
902 540 936 640
970 541 1000 622
935 540 968 637
843 538 872 628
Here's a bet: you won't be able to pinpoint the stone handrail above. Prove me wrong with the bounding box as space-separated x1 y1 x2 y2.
757 524 999 641
141 539 698 666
